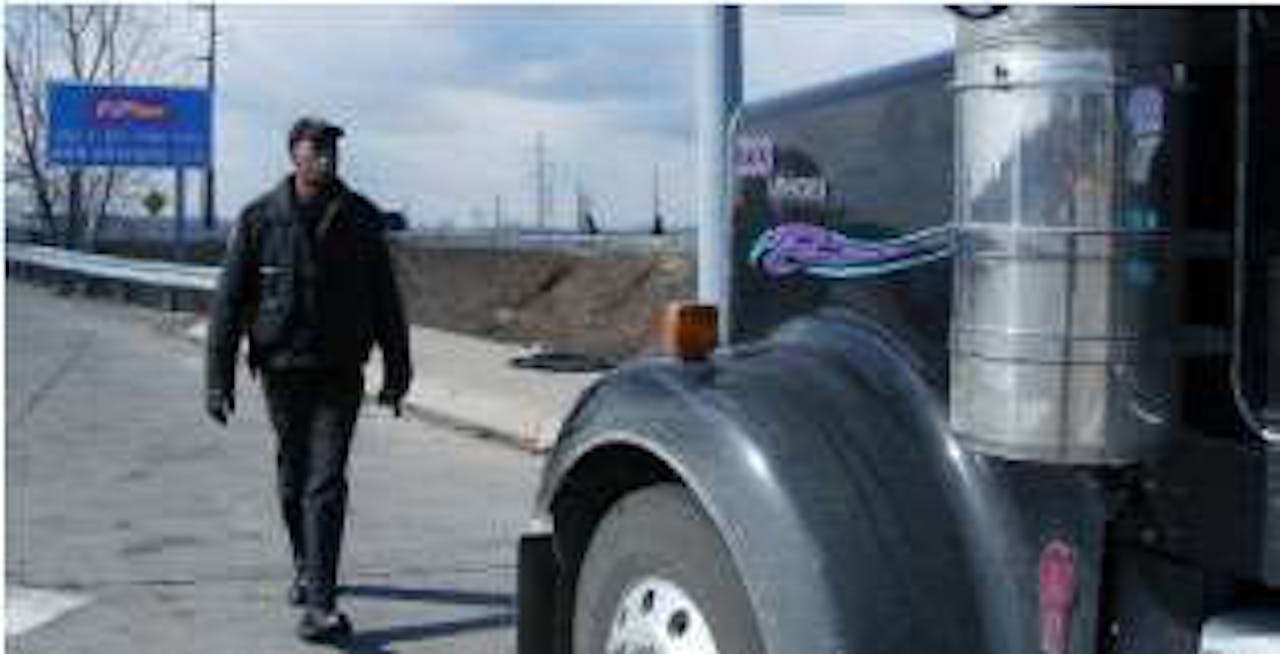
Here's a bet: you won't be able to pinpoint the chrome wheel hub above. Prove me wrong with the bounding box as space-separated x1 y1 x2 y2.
606 576 718 654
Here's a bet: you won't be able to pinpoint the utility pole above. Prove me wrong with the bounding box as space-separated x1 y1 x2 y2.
494 194 503 230
652 164 664 235
547 161 557 231
575 182 585 232
535 131 547 231
197 3 217 229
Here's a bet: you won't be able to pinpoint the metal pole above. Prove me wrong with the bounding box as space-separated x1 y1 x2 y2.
576 183 585 232
652 163 661 234
202 3 216 229
535 131 546 231
547 161 556 231
697 5 741 340
174 167 187 262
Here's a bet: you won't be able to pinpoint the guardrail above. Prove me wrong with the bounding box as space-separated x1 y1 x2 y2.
6 244 219 292
391 228 695 256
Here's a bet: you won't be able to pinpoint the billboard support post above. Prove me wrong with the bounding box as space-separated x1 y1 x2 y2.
174 167 186 263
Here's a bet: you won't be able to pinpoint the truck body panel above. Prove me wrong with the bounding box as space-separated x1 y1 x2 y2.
533 310 1117 654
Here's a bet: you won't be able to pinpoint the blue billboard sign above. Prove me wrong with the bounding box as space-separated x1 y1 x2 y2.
47 83 210 167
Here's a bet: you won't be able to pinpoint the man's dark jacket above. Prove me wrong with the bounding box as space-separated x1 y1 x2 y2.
206 177 412 399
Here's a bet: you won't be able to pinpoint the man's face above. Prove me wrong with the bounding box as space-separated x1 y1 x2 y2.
291 138 338 186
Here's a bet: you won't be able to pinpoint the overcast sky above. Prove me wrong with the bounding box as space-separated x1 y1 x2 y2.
23 5 954 231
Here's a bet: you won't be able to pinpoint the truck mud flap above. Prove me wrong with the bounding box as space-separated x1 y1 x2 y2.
518 532 557 654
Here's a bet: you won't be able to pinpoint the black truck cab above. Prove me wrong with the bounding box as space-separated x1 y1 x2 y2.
519 8 1280 654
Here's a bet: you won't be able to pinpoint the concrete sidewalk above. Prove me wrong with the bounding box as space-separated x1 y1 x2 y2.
185 320 603 453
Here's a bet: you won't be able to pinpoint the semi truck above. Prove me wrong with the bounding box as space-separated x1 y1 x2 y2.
517 7 1280 654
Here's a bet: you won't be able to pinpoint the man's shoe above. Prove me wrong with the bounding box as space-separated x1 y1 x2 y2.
287 576 306 606
297 608 352 644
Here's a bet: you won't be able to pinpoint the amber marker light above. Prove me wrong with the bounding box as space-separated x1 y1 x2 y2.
658 302 719 361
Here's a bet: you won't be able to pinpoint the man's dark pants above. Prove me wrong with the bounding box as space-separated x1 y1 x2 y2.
261 367 364 610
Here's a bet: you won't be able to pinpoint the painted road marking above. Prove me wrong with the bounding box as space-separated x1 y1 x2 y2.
6 586 91 636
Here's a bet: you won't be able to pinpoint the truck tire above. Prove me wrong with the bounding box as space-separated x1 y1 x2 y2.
573 483 765 654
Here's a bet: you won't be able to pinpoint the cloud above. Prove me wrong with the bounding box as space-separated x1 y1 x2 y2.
443 6 699 104
113 5 954 232
214 5 701 230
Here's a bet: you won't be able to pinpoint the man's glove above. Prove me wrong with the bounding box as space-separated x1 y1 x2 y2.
206 388 236 425
376 387 405 418
378 363 411 418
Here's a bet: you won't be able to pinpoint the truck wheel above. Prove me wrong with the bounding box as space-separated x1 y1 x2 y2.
573 483 764 654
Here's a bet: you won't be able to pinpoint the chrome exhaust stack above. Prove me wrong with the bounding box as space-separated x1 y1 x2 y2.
950 8 1187 464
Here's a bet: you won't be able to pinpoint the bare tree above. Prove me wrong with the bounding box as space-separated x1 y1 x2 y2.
5 6 179 249
5 11 59 243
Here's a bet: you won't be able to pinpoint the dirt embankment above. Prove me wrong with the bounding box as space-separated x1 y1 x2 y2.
389 245 696 362
91 237 697 362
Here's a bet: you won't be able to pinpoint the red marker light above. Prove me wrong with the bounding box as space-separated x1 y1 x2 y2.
1039 539 1077 654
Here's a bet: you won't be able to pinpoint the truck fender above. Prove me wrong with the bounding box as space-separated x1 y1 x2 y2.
533 310 1033 654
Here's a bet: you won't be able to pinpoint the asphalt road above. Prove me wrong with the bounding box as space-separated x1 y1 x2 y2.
6 280 544 653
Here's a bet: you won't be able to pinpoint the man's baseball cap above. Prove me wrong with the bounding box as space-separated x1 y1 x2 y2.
288 116 345 149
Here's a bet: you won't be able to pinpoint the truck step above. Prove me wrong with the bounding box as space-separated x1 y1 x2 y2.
1201 608 1280 654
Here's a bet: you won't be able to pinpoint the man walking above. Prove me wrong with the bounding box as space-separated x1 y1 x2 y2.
205 117 412 643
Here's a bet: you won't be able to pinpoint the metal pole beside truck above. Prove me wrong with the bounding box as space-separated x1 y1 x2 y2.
696 5 741 341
